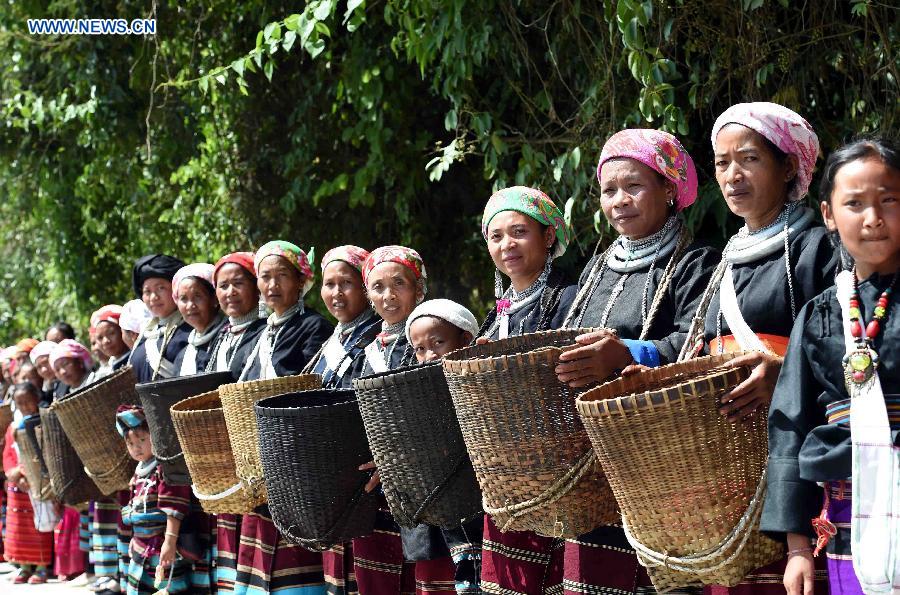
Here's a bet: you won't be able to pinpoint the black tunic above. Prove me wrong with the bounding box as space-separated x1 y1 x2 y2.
309 311 382 389
130 321 192 383
572 242 720 363
242 309 334 380
477 267 578 338
761 272 900 537
173 317 228 376
206 319 267 379
703 226 837 342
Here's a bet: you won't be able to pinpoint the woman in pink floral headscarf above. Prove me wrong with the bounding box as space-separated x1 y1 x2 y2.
678 102 837 595
547 129 720 595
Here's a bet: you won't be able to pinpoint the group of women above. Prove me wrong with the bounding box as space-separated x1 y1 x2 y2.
1 99 897 595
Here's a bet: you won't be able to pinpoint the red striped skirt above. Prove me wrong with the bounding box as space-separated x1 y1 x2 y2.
3 486 53 566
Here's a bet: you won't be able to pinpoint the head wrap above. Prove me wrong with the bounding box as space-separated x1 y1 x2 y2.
90 305 123 330
711 102 820 201
481 186 570 258
115 404 147 438
172 263 216 300
362 246 428 295
321 245 370 275
48 339 93 371
254 241 315 297
119 299 153 334
405 299 479 345
213 252 256 283
16 338 39 354
29 340 57 364
597 129 699 211
132 254 186 299
0 346 18 363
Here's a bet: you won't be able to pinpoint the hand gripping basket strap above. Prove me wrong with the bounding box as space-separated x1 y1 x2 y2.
622 467 768 575
235 450 266 498
482 448 597 534
192 481 244 501
270 477 371 551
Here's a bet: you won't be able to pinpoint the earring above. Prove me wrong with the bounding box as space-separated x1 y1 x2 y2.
667 199 674 207
494 268 504 299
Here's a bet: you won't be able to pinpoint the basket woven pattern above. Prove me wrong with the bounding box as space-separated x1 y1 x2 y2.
256 390 380 551
354 362 482 529
17 424 54 500
0 402 12 438
51 367 140 495
171 389 257 514
39 408 102 505
137 371 234 486
442 329 617 538
576 353 784 590
219 374 321 504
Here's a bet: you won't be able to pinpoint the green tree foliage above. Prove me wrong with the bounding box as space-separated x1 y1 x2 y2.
0 0 896 343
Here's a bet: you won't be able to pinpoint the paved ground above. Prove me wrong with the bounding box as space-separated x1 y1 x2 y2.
1 571 94 594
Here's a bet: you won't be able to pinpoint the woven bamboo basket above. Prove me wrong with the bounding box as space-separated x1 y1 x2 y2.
0 402 12 439
171 389 258 514
51 367 140 495
354 362 482 529
136 371 234 485
441 329 617 538
40 407 102 505
17 418 54 501
218 374 321 505
576 353 784 590
256 389 380 551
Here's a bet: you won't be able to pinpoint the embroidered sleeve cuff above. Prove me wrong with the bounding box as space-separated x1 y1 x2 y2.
620 339 660 368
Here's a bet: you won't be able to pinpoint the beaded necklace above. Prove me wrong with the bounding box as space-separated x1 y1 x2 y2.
843 269 896 386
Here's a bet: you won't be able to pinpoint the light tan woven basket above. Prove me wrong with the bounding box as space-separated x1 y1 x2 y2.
16 425 54 501
218 374 321 504
576 353 784 590
0 402 12 439
51 367 140 495
442 329 617 538
171 389 258 514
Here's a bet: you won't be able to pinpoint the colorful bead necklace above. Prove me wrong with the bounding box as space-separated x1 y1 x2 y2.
843 269 896 386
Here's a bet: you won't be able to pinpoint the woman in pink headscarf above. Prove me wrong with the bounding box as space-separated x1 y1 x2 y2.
495 129 719 595
49 339 94 396
677 102 837 595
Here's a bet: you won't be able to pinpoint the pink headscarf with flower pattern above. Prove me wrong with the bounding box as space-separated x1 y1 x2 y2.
254 240 316 297
48 339 93 371
322 245 370 275
597 129 699 211
362 246 427 295
711 102 819 201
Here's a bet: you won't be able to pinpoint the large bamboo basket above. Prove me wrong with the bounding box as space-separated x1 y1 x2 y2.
218 374 321 505
576 353 784 590
442 329 617 538
40 407 102 505
51 367 140 494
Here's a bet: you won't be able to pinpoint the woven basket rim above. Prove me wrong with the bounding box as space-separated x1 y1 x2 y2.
256 389 357 416
218 373 322 397
136 370 234 392
171 389 222 414
442 328 591 372
352 360 442 389
54 366 134 405
576 353 750 417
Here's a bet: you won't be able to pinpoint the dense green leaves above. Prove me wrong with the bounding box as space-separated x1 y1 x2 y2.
0 0 896 344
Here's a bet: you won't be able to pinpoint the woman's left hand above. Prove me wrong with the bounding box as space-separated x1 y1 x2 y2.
720 351 783 422
158 535 177 570
359 461 381 493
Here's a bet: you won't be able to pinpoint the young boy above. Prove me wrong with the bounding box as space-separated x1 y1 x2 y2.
405 299 479 363
116 405 190 595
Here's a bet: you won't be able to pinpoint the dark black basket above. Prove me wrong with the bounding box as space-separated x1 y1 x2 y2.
136 371 234 485
39 407 103 505
255 389 379 551
353 361 483 529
